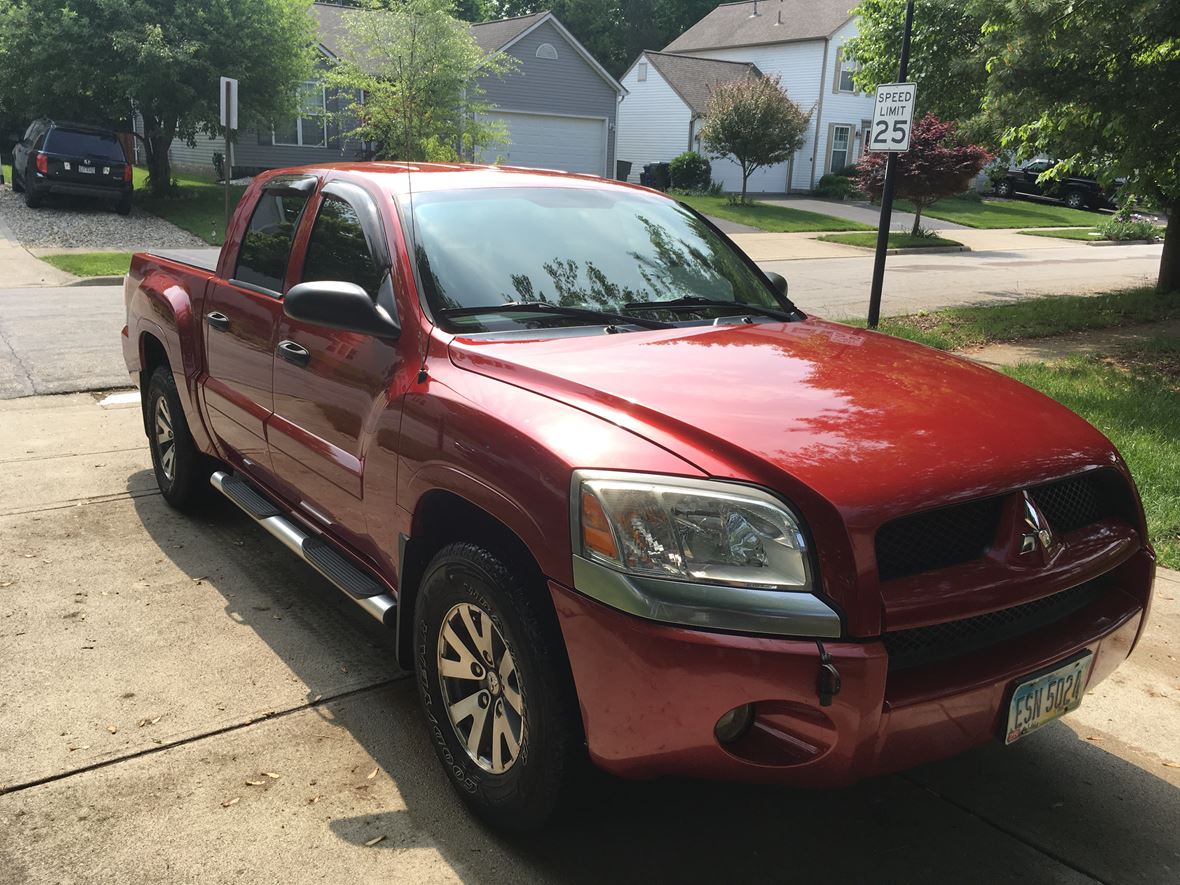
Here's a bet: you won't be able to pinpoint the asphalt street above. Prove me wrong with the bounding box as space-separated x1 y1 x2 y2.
0 238 1166 400
0 392 1177 883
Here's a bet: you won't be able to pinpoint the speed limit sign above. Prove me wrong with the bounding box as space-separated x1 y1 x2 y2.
869 83 917 152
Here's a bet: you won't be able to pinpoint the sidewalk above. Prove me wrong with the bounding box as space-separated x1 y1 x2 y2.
960 317 1180 370
0 211 74 287
760 196 969 232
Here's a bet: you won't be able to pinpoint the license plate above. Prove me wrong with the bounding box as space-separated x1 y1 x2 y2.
1005 652 1093 744
79 166 95 174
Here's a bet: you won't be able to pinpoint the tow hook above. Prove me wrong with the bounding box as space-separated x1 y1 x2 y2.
815 640 842 707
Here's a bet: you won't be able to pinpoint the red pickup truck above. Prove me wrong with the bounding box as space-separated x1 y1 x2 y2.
122 162 1155 831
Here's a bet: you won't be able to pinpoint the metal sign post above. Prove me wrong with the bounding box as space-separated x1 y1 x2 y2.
219 76 239 241
866 0 916 329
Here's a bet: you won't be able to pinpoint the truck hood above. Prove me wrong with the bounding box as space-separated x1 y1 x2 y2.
447 318 1118 526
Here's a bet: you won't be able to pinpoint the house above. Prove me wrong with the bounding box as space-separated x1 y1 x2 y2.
615 0 877 193
168 3 624 178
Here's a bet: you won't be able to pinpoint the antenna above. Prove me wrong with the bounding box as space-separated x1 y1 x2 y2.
398 10 433 385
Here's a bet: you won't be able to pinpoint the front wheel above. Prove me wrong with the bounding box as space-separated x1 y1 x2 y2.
1064 190 1086 210
145 366 209 511
414 542 582 831
994 180 1013 198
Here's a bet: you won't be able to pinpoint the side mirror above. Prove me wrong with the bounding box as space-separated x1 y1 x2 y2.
284 281 401 339
765 271 789 298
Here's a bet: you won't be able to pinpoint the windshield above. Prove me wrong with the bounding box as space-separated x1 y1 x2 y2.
403 186 789 332
46 129 127 163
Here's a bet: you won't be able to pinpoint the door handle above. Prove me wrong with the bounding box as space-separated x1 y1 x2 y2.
276 339 310 368
205 311 230 331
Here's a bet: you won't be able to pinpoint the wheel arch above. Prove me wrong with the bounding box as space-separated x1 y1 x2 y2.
395 488 554 671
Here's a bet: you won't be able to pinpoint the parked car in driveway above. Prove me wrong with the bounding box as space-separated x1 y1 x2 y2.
121 162 1156 831
11 119 133 214
994 160 1118 210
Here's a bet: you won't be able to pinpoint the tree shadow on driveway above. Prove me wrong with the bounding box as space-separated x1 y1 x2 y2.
129 473 1179 883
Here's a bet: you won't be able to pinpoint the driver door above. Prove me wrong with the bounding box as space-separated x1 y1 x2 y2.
267 181 401 552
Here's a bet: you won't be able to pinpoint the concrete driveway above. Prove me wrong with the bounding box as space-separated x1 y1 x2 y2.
0 392 1178 883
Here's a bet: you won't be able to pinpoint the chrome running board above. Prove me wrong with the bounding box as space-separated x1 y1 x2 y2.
210 471 395 624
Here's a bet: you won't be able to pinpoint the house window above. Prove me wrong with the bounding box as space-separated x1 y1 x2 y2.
637 62 647 82
274 81 327 148
830 125 851 172
536 42 559 60
835 48 855 93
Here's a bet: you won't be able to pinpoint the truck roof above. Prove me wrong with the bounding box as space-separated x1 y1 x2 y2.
260 161 649 196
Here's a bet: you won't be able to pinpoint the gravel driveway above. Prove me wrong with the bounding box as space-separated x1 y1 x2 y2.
0 184 206 250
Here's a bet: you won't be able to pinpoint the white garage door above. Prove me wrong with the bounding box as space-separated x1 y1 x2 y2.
480 112 606 176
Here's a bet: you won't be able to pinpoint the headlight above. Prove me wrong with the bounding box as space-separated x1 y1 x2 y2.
574 471 811 591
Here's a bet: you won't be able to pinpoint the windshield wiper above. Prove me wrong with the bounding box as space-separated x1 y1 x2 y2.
441 301 673 330
622 295 799 322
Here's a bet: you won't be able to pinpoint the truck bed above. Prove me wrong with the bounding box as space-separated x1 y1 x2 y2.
145 248 220 274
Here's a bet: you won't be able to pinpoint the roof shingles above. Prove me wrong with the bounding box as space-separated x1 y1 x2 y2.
663 0 854 52
643 52 761 115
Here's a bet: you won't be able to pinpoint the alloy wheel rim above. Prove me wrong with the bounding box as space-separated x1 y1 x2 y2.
437 601 525 774
155 396 176 482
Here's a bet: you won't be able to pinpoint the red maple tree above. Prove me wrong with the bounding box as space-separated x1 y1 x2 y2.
859 114 993 235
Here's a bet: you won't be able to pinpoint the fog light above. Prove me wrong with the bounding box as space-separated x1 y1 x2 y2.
714 703 755 744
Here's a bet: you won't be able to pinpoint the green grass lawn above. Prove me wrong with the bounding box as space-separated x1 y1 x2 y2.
897 195 1100 229
39 252 134 277
1019 226 1165 242
854 287 1179 351
2 163 10 185
675 193 873 232
132 167 247 246
1006 338 1180 568
817 232 964 249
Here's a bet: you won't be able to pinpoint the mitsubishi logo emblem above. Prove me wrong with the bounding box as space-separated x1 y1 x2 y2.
1020 491 1055 555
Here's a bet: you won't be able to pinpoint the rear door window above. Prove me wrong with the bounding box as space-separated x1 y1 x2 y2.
45 129 126 162
300 194 384 297
235 189 312 293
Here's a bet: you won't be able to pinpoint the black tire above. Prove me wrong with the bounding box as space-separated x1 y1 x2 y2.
145 365 209 511
994 180 1013 198
414 542 582 832
115 195 132 216
11 166 23 193
24 185 42 208
1064 190 1086 210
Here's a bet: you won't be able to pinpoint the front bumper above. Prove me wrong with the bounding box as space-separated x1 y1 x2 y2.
551 548 1152 785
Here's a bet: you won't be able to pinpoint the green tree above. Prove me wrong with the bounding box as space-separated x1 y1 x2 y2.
0 0 315 195
982 0 1180 294
858 113 992 234
699 75 810 204
845 0 991 136
327 0 515 162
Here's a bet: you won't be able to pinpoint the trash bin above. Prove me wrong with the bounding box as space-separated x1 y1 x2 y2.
643 162 671 192
615 160 633 182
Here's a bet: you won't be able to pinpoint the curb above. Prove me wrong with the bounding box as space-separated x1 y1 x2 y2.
66 275 125 287
825 243 971 255
1085 239 1160 247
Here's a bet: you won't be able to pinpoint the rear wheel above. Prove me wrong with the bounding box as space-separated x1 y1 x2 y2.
994 180 1013 198
414 542 582 832
11 165 23 193
115 195 132 216
24 185 42 208
146 366 209 511
1064 190 1086 210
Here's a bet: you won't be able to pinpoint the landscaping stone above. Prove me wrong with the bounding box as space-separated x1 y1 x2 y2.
0 185 205 250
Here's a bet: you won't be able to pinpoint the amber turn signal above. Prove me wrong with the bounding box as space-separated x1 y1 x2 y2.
581 489 619 562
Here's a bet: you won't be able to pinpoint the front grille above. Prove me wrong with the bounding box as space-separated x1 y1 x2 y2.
882 580 1105 671
875 497 1003 582
1030 472 1107 534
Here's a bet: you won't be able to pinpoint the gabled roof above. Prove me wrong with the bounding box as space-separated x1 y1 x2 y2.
663 0 855 52
641 51 762 115
310 4 623 94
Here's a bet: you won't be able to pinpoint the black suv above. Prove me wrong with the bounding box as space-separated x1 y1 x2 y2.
994 160 1116 211
11 119 133 215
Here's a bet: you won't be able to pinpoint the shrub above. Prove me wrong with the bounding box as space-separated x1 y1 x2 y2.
212 151 225 182
815 174 853 199
669 151 712 192
1096 216 1160 241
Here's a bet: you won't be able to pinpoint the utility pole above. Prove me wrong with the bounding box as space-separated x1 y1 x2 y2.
866 0 915 329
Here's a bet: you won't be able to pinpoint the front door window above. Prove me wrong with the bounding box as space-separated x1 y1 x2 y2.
830 126 851 173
